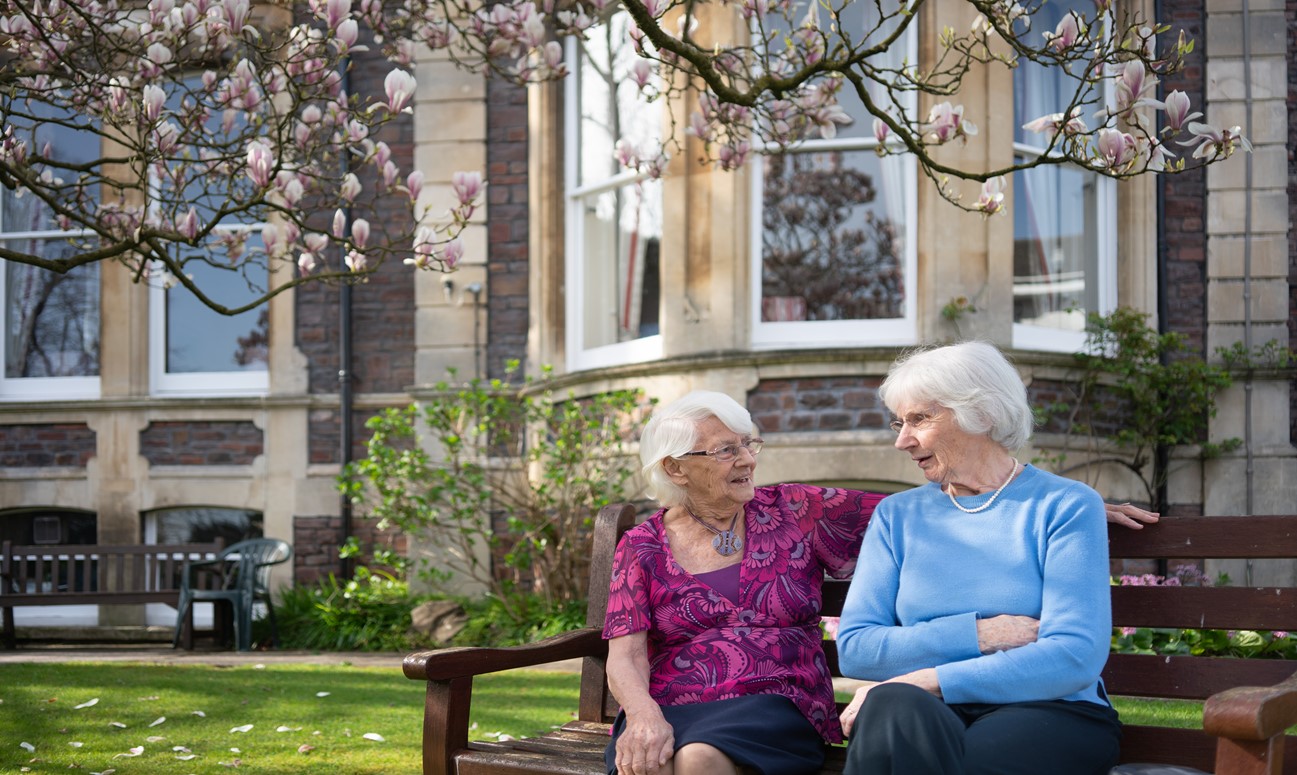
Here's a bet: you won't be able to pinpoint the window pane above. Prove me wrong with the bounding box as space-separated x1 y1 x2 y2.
147 507 263 545
3 253 100 378
580 179 662 347
1012 160 1099 332
1014 0 1095 150
576 13 661 188
165 246 268 374
0 105 101 234
761 150 905 321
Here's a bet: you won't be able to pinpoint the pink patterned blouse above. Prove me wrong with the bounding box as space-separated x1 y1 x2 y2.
602 484 882 743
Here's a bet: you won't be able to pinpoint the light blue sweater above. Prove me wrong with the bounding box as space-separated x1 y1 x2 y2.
836 464 1112 706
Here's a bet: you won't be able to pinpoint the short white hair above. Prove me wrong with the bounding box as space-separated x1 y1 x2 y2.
640 390 755 508
879 341 1033 451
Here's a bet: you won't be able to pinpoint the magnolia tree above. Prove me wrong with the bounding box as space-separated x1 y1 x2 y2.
1 0 1251 314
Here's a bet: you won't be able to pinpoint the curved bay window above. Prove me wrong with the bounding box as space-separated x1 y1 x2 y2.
1011 0 1115 351
565 12 665 371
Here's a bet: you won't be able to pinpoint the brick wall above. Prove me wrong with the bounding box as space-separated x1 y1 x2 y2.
485 77 530 381
1159 0 1208 354
748 377 888 433
292 514 408 585
299 45 416 464
0 423 95 467
139 421 263 466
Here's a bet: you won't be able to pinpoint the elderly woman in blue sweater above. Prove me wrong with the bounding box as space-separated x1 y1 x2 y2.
836 341 1123 775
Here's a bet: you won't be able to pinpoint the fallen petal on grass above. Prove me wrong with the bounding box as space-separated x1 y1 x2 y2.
69 742 84 748
275 725 302 732
229 724 254 734
297 744 315 753
315 692 330 697
112 745 144 758
149 717 166 727
362 733 385 742
176 754 197 760
191 711 206 717
146 735 166 743
74 698 99 709
20 742 35 752
109 722 127 729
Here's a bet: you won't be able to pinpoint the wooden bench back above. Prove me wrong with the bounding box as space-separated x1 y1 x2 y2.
577 507 1297 772
1105 515 1297 771
0 541 226 605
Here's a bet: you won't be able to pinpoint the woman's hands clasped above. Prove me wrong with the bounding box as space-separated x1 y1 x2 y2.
613 709 675 775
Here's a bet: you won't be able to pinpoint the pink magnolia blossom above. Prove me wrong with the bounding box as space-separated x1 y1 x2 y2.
180 207 200 240
345 250 367 272
1021 107 1086 138
351 218 370 249
245 141 274 188
975 176 1006 215
298 252 318 275
142 85 166 124
262 222 282 257
922 102 977 144
873 118 890 144
1043 12 1081 52
1095 128 1138 170
452 171 483 205
405 170 424 202
1179 122 1252 160
1155 90 1202 133
383 69 416 114
441 238 464 269
340 173 362 203
406 227 438 269
332 208 347 238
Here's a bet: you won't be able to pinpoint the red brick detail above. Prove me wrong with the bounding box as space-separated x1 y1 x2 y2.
292 515 408 586
1159 0 1208 356
0 423 96 467
748 377 888 433
485 76 529 380
139 421 263 466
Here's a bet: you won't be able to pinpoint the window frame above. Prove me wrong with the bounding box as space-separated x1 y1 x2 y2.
563 32 665 373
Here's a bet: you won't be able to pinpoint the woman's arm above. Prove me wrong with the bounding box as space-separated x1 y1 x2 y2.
606 633 674 775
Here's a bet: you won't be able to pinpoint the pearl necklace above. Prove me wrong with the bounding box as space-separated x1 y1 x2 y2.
946 460 1020 514
685 507 744 556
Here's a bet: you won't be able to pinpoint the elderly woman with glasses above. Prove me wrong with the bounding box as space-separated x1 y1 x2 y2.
602 387 1152 775
835 341 1124 775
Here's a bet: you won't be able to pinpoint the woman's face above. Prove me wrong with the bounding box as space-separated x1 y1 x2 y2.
890 400 986 487
666 415 758 513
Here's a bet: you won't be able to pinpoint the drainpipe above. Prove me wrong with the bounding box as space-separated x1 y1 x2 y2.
1240 0 1255 584
1152 0 1170 523
338 55 355 580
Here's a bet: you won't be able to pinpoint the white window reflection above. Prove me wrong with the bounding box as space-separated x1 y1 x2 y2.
1012 0 1115 350
565 12 664 369
0 105 101 400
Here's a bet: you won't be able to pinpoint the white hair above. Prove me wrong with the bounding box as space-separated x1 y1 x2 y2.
640 390 755 508
879 341 1033 451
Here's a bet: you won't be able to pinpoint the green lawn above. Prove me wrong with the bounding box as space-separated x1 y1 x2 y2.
0 662 578 775
2 661 1210 774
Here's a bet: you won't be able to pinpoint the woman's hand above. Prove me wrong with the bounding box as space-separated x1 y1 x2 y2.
1105 502 1159 530
839 684 873 738
976 614 1039 653
614 709 675 775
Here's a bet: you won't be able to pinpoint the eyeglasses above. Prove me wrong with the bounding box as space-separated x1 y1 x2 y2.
679 438 764 462
889 411 939 434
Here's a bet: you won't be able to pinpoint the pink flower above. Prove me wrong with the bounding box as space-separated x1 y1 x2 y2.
180 207 200 240
441 237 464 269
1043 12 1080 52
451 171 483 205
922 102 977 144
873 117 890 144
1156 90 1201 133
340 173 362 203
1021 107 1086 138
351 218 370 249
975 176 1005 215
332 208 346 238
1179 122 1252 160
142 84 165 124
245 141 273 188
1095 128 1138 169
383 69 416 114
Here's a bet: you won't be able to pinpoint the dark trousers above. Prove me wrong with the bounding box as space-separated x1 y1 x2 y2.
844 683 1122 775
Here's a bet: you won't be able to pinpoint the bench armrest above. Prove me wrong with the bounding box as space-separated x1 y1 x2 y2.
1203 669 1297 741
403 627 607 682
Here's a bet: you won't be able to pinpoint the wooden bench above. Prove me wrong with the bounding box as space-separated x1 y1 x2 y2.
1 540 224 648
403 505 1297 775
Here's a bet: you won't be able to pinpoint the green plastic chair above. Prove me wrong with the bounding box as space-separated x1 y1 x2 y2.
172 538 292 652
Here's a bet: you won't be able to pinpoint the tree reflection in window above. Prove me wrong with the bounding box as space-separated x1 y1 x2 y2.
762 151 904 322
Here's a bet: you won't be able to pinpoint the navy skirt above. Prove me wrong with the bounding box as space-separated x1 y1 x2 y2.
604 694 826 775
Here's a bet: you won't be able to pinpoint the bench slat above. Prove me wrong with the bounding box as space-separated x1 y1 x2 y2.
1105 654 1297 701
1112 586 1297 631
1110 516 1297 559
